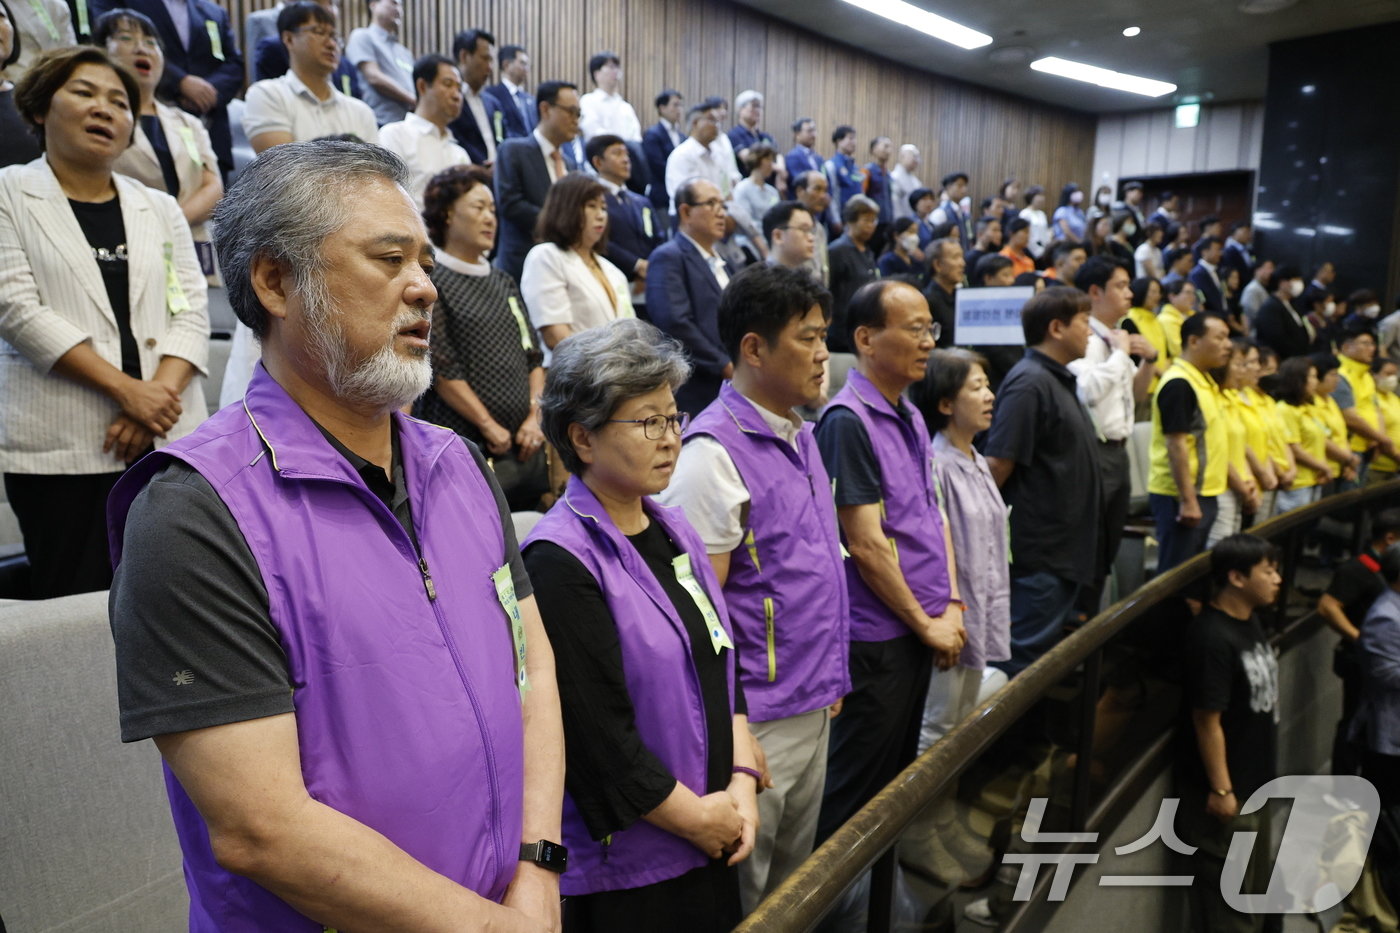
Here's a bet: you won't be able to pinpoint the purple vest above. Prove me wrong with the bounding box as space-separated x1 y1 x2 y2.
107 367 525 931
824 369 951 642
523 476 736 896
686 384 850 722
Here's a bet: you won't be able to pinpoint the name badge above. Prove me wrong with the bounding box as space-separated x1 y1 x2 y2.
163 242 191 315
672 553 732 655
492 564 529 700
205 20 224 60
492 109 504 142
177 125 202 165
641 206 653 238
75 0 89 35
506 296 533 351
340 74 351 96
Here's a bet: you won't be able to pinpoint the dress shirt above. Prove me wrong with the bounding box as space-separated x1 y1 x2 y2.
579 87 642 141
1019 207 1049 258
660 118 684 148
1135 241 1164 280
377 112 472 206
161 0 190 48
681 232 730 289
658 391 801 551
664 136 726 204
532 127 566 182
463 84 497 162
502 77 534 130
1241 279 1269 321
1067 315 1137 442
242 71 379 145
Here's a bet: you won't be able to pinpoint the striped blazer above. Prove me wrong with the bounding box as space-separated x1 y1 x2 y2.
0 158 209 475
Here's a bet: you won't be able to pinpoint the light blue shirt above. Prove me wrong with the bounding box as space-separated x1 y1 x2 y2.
1354 586 1400 755
162 0 191 48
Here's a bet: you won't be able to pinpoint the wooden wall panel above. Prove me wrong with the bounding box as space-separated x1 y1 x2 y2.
223 0 1095 203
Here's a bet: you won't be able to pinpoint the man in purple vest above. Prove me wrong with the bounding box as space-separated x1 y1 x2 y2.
106 141 565 932
813 279 967 844
659 264 850 911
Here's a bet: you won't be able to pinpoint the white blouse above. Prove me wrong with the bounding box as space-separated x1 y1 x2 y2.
519 242 634 365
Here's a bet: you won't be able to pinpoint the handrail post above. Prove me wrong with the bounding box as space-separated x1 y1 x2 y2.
1070 648 1102 831
867 848 897 933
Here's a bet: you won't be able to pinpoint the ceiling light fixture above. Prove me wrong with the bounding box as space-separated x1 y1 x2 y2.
1122 26 1141 37
836 0 993 50
1030 56 1177 97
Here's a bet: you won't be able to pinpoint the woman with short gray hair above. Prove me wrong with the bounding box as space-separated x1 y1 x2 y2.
522 318 758 931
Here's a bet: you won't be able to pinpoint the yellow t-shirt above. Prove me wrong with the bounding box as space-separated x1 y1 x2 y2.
1249 386 1292 471
1232 388 1270 477
1123 307 1170 394
1338 354 1382 453
1315 395 1350 460
1277 399 1328 489
1218 390 1250 477
1373 390 1400 474
1148 358 1231 498
1157 305 1193 360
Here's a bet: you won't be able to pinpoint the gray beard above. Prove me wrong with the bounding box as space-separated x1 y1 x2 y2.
301 274 432 411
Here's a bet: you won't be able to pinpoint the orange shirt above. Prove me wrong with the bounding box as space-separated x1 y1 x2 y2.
1000 246 1035 278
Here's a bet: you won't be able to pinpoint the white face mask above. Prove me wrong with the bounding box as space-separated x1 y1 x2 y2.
1070 191 1084 205
899 233 920 253
1324 300 1337 316
1289 280 1305 298
1097 194 1111 207
1123 223 1137 237
1362 303 1381 319
1380 374 1399 394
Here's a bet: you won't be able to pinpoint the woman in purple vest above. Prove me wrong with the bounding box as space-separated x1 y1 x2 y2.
522 318 759 932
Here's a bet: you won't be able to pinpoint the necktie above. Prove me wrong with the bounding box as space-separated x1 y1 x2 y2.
516 89 534 130
550 148 566 182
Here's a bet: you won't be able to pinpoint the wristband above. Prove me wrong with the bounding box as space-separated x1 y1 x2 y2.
732 765 762 784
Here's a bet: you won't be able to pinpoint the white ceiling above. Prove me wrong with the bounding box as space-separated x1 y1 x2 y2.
732 0 1400 113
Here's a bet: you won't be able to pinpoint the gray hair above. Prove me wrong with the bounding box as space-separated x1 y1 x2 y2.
540 319 692 475
735 89 762 110
212 140 411 337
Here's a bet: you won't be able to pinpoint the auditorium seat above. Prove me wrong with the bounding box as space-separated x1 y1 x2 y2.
0 592 187 931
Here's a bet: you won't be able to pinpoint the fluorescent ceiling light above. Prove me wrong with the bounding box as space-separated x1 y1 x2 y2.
837 0 992 50
1122 26 1141 37
1030 56 1176 97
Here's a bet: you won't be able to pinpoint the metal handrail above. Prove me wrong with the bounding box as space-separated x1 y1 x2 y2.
736 478 1398 932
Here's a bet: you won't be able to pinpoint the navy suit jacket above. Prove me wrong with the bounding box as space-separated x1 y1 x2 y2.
96 0 242 172
784 145 824 198
483 82 532 139
1189 263 1225 313
604 187 667 281
449 90 506 165
493 136 574 283
641 121 676 214
645 236 733 413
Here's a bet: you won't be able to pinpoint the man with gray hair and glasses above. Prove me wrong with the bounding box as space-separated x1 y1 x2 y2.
107 141 566 932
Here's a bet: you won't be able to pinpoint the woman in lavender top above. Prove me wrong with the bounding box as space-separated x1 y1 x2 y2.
909 349 1011 749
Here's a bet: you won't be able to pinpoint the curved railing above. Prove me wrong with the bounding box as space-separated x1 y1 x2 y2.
736 478 1398 932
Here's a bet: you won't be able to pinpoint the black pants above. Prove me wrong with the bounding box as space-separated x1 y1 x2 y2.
562 859 740 933
4 472 123 598
1078 441 1129 615
816 634 933 844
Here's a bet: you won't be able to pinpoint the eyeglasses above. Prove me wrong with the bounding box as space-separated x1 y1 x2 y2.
881 322 941 342
550 104 582 118
606 411 691 439
778 224 815 235
110 32 160 51
687 198 726 213
297 25 338 40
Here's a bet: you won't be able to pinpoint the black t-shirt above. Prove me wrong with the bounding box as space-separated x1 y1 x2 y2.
69 195 139 379
110 431 529 743
1326 550 1386 631
139 113 182 197
815 400 915 508
1180 606 1279 798
981 349 1102 585
524 522 738 841
1156 378 1200 435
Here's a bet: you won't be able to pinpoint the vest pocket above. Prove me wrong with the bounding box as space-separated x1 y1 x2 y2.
764 597 776 682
